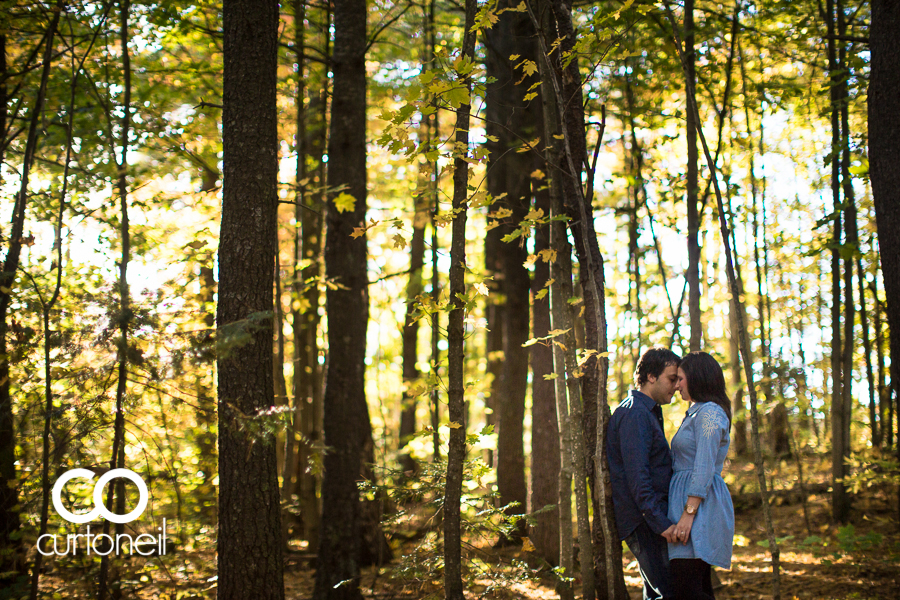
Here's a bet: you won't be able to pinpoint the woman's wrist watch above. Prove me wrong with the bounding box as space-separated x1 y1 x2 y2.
684 502 698 515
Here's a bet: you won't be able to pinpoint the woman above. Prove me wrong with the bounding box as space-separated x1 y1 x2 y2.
667 351 734 600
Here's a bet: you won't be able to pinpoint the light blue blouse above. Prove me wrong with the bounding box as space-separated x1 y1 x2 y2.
667 401 734 569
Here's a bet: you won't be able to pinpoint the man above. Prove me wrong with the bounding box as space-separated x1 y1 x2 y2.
608 347 681 600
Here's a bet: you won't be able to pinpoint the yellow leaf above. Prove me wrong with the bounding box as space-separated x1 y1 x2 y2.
538 248 557 263
333 192 356 213
531 169 545 180
489 207 513 220
517 59 538 77
524 208 545 221
393 234 408 250
448 421 463 429
473 282 489 296
521 537 536 552
0 286 10 294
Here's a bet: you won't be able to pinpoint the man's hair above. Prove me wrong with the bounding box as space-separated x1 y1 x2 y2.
634 347 682 388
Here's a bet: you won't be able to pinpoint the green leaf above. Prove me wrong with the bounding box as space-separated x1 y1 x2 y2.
446 85 470 109
333 192 356 214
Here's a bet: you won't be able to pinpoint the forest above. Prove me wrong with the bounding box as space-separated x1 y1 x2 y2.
0 0 898 599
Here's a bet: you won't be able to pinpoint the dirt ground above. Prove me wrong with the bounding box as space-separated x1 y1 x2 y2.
34 457 900 599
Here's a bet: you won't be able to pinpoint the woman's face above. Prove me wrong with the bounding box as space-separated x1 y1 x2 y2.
675 367 692 402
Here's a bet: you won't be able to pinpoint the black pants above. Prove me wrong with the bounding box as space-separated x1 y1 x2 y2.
671 558 714 600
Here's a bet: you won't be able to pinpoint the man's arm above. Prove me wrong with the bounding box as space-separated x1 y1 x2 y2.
619 410 674 535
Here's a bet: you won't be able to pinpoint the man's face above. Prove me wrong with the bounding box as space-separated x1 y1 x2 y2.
646 364 679 405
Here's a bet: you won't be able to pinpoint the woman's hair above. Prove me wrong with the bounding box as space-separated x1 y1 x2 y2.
680 351 732 424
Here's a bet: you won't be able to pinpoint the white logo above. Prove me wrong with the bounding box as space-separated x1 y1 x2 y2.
52 468 148 524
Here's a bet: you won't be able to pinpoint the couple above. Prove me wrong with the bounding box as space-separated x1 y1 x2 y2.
608 348 734 600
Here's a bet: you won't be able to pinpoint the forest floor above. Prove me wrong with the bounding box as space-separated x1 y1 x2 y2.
33 454 900 599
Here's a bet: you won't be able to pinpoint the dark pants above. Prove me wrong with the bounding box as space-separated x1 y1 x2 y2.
624 522 672 600
671 558 714 600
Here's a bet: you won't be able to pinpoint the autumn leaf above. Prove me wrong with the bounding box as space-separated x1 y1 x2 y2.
448 421 463 429
333 192 356 213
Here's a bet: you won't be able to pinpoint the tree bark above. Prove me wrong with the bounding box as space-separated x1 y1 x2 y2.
314 0 390 593
530 158 560 565
529 0 625 595
869 0 900 516
443 0 477 596
826 0 850 523
485 1 537 543
399 196 427 474
218 0 285 598
685 0 701 352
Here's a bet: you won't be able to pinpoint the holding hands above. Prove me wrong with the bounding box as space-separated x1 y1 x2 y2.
662 497 700 545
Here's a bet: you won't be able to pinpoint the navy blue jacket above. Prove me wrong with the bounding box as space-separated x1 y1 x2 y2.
607 390 674 539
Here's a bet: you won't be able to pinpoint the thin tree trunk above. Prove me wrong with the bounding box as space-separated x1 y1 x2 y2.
281 0 306 541
872 280 889 448
528 0 625 595
825 0 853 523
443 0 477 596
428 0 441 462
685 0 701 352
0 5 63 582
663 3 782 597
98 4 132 597
859 258 877 446
399 196 427 474
530 144 560 565
218 0 285 598
293 0 329 549
29 24 73 594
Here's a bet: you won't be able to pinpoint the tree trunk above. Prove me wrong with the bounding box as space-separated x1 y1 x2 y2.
0 6 61 588
443 0 477 596
685 0 701 352
218 0 285 598
529 0 626 596
314 0 389 593
399 198 427 474
872 281 890 448
530 158 560 565
869 0 900 519
859 258 877 446
99 4 134 598
485 1 537 543
826 0 850 524
29 17 74 595
293 0 329 549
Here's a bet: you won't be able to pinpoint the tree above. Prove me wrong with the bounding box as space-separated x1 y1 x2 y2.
484 0 538 544
443 0 477 596
869 0 900 519
0 2 62 585
685 0 701 352
217 0 285 598
313 0 380 594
